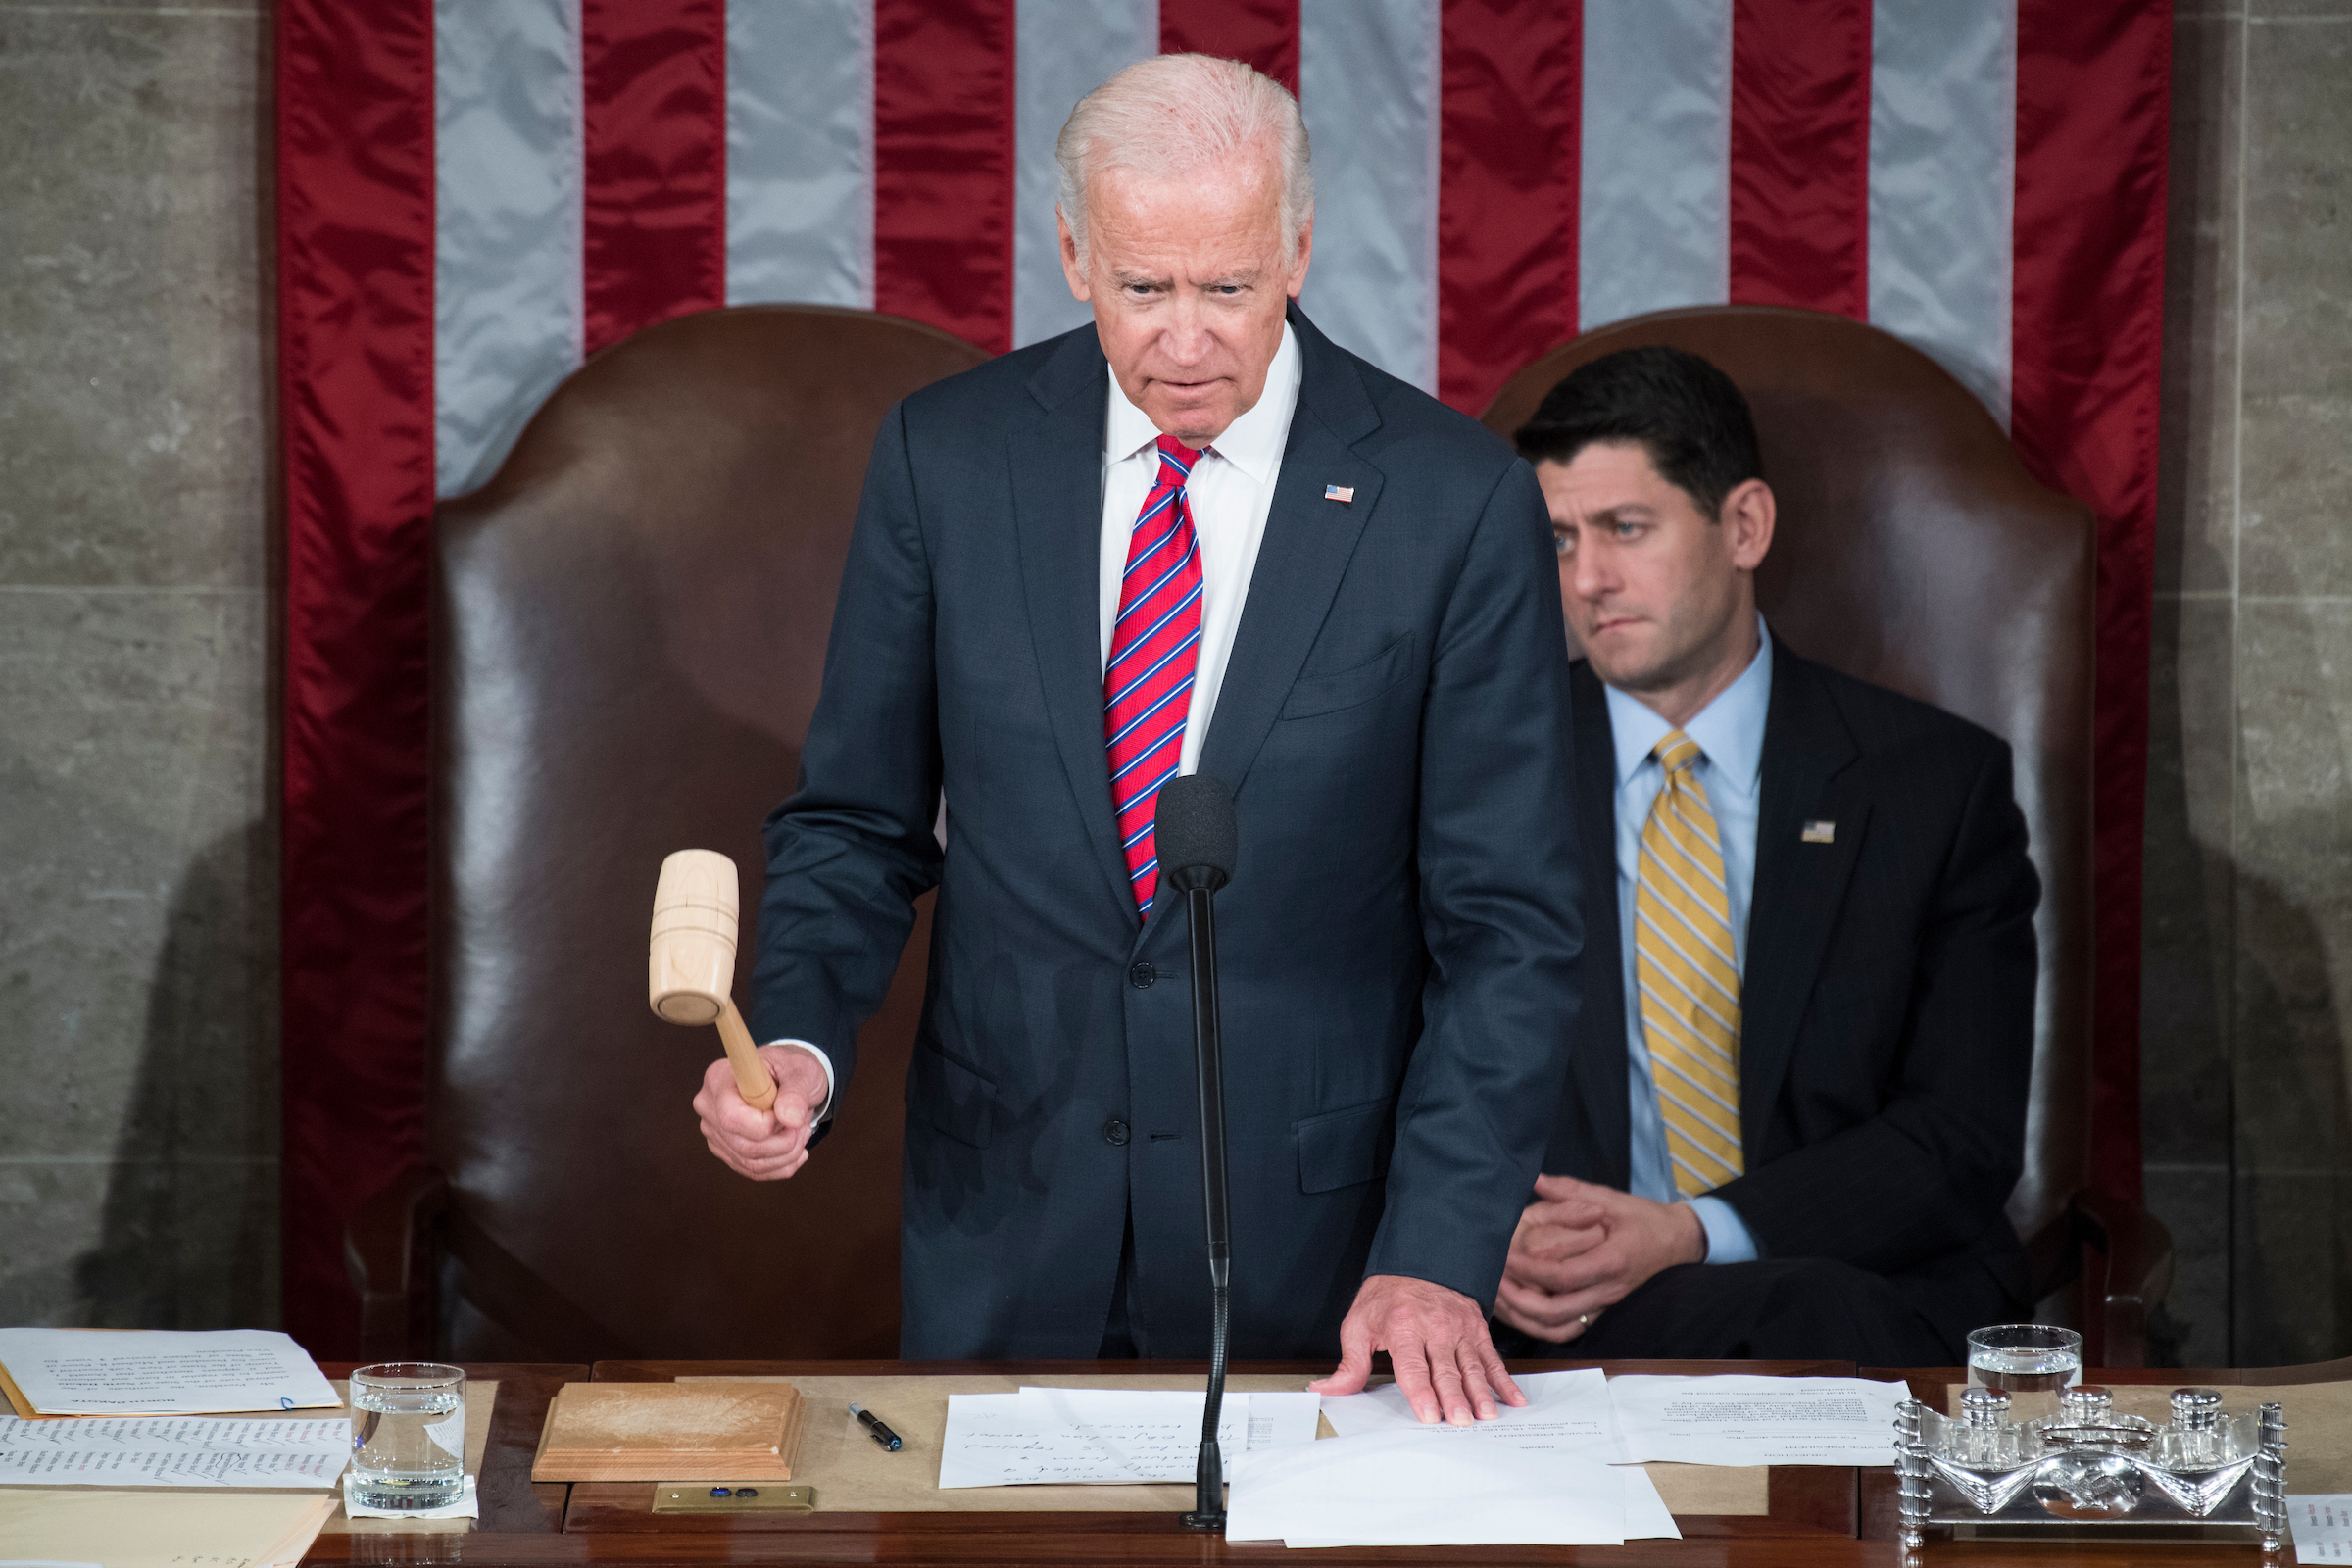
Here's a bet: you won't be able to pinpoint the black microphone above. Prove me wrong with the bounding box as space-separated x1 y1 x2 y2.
1152 773 1237 1533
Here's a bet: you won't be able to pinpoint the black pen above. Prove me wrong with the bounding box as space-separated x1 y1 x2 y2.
849 1400 903 1451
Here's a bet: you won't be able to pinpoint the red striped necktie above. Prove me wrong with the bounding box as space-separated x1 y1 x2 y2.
1103 435 1206 918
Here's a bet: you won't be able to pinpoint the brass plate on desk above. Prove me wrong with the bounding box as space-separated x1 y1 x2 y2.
652 1483 814 1514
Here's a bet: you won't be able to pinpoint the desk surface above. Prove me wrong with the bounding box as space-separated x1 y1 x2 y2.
290 1358 2341 1566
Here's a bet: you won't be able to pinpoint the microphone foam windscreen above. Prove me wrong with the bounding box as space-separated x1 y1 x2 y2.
1154 772 1238 882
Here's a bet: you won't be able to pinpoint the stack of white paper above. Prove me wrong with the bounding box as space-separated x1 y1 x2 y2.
1607 1374 1907 1465
1320 1367 1621 1456
939 1387 1317 1488
1228 1427 1660 1546
0 1415 351 1488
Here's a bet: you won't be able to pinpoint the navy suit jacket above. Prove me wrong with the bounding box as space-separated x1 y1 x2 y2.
1544 646 2038 1347
753 306 1585 1358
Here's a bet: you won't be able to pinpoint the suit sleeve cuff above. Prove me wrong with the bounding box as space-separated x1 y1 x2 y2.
767 1039 837 1121
1690 1195 1759 1264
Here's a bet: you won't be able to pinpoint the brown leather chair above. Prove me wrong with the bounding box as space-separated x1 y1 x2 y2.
1481 305 2171 1366
346 305 984 1361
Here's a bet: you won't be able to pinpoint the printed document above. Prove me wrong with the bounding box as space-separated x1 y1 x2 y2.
1607 1374 1906 1465
2289 1494 2352 1562
0 1415 351 1488
1015 1385 1319 1451
1318 1367 1620 1458
0 1328 339 1416
940 1389 1250 1487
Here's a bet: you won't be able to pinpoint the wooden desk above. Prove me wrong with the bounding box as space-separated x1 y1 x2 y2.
293 1359 2323 1565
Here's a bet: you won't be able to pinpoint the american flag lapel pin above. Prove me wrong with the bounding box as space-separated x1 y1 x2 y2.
1801 820 1836 844
1324 484 1354 504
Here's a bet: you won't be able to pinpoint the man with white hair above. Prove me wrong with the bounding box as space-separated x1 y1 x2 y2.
695 55 1582 1425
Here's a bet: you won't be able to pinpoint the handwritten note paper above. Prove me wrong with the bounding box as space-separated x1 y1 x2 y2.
0 1329 338 1416
939 1390 1249 1487
1606 1375 1906 1465
0 1415 350 1488
1319 1368 1621 1457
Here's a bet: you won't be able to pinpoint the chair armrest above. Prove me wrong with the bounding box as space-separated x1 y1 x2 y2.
343 1162 451 1362
2070 1187 2175 1369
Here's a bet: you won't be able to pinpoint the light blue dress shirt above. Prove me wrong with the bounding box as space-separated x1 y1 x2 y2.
1603 619 1772 1264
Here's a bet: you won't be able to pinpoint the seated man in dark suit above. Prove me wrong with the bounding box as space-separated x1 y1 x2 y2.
1491 345 2039 1365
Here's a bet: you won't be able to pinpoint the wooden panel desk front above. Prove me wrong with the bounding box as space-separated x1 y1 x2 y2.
291 1359 2331 1565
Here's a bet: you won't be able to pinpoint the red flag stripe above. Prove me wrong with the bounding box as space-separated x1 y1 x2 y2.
2011 1 2171 1204
1436 0 1582 413
1160 0 1299 95
1728 0 1871 318
275 0 437 1355
873 0 1016 356
581 0 727 355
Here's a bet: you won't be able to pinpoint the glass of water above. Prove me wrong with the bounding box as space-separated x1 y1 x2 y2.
1966 1323 2082 1425
349 1362 466 1510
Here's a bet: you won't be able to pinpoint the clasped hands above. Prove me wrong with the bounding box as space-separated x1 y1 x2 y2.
1494 1173 1706 1343
695 1055 1533 1426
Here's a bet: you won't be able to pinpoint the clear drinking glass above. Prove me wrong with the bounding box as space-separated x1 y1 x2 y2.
349 1361 466 1509
1966 1324 2083 1426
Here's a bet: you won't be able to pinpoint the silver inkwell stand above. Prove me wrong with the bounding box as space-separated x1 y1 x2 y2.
1895 1382 2288 1554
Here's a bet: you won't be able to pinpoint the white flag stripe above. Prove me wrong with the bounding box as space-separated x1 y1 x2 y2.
434 0 583 498
1012 0 1157 350
726 0 875 312
1297 0 1442 392
1580 0 1732 333
1868 0 2017 427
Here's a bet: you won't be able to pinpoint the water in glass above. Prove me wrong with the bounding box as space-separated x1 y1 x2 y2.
1966 1324 2083 1425
348 1362 465 1510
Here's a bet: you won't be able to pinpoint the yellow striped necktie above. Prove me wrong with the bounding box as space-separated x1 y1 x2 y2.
1634 729 1744 1196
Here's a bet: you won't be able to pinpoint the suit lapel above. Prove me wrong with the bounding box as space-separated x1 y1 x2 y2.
1739 647 1867 1148
1008 331 1134 918
1193 307 1385 808
1569 662 1634 1186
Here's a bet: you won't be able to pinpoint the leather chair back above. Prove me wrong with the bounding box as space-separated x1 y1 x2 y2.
429 305 984 1359
1481 306 2095 1254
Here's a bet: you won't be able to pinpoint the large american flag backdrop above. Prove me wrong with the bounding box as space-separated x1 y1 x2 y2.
275 0 2169 1350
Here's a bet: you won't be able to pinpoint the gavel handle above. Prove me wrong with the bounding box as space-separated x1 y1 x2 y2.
714 1000 778 1114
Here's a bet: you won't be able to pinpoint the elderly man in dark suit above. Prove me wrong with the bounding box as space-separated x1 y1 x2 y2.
693 53 1582 1425
1493 346 2039 1365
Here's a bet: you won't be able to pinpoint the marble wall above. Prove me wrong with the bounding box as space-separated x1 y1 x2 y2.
2145 3 2352 1367
0 2 277 1328
0 0 2345 1368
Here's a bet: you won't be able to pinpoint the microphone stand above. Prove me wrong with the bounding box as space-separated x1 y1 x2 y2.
1177 877 1232 1531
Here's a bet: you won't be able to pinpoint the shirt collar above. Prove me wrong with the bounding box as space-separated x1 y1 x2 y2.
1604 615 1774 799
1104 321 1300 484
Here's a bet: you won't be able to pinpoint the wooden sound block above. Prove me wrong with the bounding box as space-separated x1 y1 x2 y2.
531 1382 805 1483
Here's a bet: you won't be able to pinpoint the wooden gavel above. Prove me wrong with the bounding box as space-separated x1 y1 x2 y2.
649 850 776 1112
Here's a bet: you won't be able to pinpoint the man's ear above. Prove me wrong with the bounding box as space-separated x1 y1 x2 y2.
1057 207 1092 303
1721 478 1776 571
1286 215 1315 300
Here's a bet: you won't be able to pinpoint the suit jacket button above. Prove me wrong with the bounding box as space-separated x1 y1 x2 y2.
1102 1118 1131 1147
1128 962 1155 988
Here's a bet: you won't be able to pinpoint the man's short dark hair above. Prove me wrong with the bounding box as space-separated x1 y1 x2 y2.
1512 345 1763 519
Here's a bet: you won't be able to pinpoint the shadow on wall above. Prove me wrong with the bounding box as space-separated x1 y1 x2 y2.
2234 848 2351 1369
75 820 278 1329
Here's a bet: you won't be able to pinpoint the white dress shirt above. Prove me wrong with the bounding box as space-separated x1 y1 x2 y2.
1603 617 1772 1263
776 325 1304 1115
1098 321 1300 768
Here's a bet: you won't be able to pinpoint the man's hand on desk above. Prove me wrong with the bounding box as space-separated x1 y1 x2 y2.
1308 1274 1527 1427
693 1046 830 1181
1494 1174 1705 1343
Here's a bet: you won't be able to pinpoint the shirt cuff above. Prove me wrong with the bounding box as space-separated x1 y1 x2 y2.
766 1039 836 1121
1690 1195 1759 1265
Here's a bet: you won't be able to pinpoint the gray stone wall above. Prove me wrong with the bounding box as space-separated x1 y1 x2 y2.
0 2 277 1329
2146 3 2352 1368
0 0 2345 1368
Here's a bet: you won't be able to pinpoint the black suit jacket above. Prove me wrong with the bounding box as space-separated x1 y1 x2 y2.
1544 644 2037 1346
754 306 1584 1359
